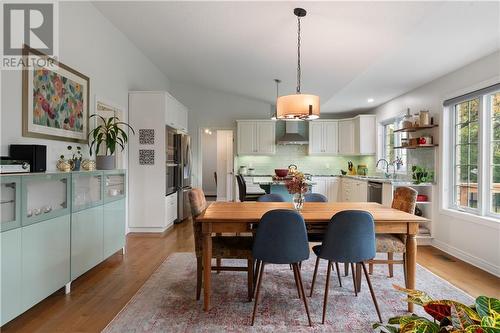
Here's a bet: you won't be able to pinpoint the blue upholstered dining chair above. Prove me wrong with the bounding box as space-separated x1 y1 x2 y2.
257 193 286 202
304 192 328 202
309 210 382 324
251 209 312 326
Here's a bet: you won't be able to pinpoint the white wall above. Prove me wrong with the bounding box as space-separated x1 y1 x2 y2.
201 131 217 196
1 2 170 169
169 82 273 187
372 51 500 276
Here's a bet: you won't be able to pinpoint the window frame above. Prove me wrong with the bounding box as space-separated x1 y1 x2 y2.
446 87 500 220
380 117 407 173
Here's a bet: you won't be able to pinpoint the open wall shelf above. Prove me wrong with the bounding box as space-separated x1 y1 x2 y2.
394 124 438 133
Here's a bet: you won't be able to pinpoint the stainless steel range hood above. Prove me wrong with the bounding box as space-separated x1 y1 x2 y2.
277 121 308 145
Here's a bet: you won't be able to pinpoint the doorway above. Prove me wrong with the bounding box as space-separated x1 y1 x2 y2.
200 129 234 201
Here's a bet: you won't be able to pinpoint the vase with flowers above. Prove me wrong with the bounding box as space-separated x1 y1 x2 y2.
285 171 308 211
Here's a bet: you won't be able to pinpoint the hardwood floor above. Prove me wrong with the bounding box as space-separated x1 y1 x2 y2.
2 221 498 332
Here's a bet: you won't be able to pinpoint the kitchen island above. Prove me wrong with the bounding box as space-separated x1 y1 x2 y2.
251 177 316 201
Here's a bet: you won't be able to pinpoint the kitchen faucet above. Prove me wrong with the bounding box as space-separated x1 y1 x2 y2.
376 158 396 179
376 159 390 174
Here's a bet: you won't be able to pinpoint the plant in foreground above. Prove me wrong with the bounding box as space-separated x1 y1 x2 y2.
373 285 500 333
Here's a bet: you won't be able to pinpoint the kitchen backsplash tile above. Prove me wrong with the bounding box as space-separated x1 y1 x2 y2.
236 145 376 175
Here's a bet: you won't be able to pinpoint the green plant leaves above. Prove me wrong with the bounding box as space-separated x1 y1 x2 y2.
87 114 134 156
476 297 500 318
393 285 434 306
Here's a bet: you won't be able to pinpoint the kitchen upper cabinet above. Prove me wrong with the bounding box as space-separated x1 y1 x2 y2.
338 120 355 155
354 115 376 155
308 121 338 155
166 93 188 132
338 115 376 155
237 121 276 155
257 122 276 154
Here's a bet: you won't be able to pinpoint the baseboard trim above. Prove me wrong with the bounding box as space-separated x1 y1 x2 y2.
432 239 500 277
128 225 172 236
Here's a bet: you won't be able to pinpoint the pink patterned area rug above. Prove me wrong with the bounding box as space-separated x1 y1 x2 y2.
104 252 473 333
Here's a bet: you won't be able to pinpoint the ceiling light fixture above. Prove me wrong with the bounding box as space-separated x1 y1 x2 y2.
271 79 281 120
367 98 374 103
276 8 319 120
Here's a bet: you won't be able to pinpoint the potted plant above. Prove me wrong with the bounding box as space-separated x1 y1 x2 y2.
67 145 82 171
411 165 434 184
373 285 500 332
88 114 135 170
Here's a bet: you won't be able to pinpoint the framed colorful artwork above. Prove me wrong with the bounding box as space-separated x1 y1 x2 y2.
22 45 90 143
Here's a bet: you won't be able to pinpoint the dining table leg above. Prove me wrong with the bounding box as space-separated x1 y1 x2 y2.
203 225 212 311
406 234 417 312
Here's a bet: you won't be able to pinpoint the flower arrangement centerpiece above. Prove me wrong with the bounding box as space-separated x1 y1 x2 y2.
285 171 308 211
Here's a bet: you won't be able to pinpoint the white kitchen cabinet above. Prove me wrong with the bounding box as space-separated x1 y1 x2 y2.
311 177 339 202
129 91 187 233
338 116 376 155
166 93 188 132
338 120 355 155
237 121 276 155
308 121 338 155
165 192 177 228
354 115 376 155
340 178 367 202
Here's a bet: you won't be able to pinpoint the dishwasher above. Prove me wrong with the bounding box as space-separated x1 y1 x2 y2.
367 181 383 204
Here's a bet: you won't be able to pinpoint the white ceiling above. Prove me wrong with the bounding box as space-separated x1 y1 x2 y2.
93 1 500 113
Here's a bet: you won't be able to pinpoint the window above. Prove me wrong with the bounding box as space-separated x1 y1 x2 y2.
453 98 479 211
381 118 407 172
489 92 500 214
445 83 500 218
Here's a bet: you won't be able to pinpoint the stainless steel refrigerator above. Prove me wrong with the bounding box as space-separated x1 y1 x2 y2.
175 133 192 222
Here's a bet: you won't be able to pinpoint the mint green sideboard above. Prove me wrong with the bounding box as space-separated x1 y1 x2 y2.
21 215 71 310
103 198 126 258
0 228 22 325
0 170 127 327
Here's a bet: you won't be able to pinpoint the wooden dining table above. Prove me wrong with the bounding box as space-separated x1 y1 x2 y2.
196 201 428 312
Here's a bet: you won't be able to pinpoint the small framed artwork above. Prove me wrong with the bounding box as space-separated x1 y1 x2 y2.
22 45 90 143
139 149 155 165
139 129 155 145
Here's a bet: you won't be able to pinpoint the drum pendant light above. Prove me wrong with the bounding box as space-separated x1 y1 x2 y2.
276 8 320 120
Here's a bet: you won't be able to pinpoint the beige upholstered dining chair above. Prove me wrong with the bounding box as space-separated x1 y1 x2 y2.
368 186 418 285
188 188 255 301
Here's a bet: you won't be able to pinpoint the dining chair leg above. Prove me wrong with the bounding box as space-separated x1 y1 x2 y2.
254 260 261 294
369 262 374 274
350 263 357 296
196 257 202 301
344 263 349 276
294 263 312 327
310 256 320 297
322 260 332 324
387 252 394 277
247 259 254 302
292 262 302 299
361 262 383 323
334 262 342 287
251 262 265 326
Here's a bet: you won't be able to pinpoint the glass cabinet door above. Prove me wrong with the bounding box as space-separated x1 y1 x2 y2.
21 174 71 226
104 171 126 203
72 172 103 212
1 176 21 232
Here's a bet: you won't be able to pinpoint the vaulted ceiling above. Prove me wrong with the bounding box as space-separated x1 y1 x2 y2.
94 1 500 112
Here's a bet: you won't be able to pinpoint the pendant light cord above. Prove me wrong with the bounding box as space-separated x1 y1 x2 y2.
296 16 301 94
